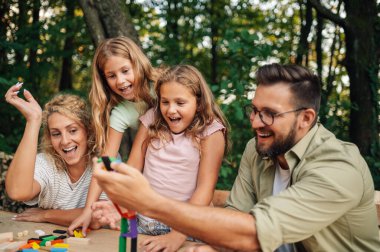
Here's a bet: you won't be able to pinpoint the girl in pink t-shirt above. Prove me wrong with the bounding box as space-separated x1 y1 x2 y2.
93 64 229 251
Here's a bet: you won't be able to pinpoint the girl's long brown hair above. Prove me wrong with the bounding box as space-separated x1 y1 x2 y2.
89 36 157 153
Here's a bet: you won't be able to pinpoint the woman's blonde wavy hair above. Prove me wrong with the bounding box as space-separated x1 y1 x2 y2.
148 65 230 152
89 36 156 154
40 94 95 171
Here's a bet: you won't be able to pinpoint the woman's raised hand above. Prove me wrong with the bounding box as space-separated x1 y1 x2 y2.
5 82 42 122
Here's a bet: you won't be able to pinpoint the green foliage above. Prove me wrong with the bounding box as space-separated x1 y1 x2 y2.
0 78 25 154
0 1 92 155
215 27 274 189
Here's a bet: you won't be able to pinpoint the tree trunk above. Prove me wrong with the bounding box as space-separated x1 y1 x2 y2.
78 0 105 46
78 0 139 47
315 13 323 80
59 0 75 91
309 0 379 155
344 0 378 155
296 0 312 65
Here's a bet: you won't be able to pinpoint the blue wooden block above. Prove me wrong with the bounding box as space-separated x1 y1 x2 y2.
50 248 68 252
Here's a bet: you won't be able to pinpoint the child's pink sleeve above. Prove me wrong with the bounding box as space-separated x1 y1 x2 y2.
139 108 155 128
201 120 225 138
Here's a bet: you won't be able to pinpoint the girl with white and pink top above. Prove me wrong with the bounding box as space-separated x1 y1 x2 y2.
93 64 229 252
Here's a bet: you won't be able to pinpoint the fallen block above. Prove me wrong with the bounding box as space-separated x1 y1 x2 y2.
52 243 69 248
45 239 64 246
0 232 13 243
50 248 67 252
52 230 66 235
34 230 45 236
73 230 84 238
27 239 41 245
54 235 67 240
66 237 90 245
30 242 40 250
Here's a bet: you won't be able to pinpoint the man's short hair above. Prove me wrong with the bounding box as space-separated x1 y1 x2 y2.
256 63 321 121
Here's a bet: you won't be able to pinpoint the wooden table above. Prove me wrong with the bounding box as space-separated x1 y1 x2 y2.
0 211 197 251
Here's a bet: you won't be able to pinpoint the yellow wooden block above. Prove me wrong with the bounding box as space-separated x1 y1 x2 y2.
31 242 40 249
73 230 84 238
52 243 69 248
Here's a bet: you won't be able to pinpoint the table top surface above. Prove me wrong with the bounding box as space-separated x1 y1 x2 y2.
0 210 197 252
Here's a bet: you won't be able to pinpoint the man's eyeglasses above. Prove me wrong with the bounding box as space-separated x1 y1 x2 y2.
244 105 307 126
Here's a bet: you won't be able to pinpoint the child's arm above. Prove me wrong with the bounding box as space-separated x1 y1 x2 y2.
141 131 226 251
5 87 42 201
86 124 149 231
126 124 149 171
68 128 123 236
188 130 226 205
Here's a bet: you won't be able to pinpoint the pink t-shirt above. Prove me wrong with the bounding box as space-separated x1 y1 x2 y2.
140 109 225 202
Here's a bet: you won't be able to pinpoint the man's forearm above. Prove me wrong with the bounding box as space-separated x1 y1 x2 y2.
144 195 260 251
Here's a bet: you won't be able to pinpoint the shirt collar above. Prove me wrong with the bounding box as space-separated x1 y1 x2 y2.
284 123 319 171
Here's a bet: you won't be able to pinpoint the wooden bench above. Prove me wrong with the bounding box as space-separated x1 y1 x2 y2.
375 191 380 226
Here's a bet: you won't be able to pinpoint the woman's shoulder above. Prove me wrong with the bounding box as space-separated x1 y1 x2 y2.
35 153 56 171
36 153 52 164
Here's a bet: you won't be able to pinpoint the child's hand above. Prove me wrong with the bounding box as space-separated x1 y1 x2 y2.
140 231 187 252
91 200 121 230
68 207 92 237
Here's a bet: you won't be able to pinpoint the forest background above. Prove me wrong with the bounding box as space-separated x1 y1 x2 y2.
0 0 379 212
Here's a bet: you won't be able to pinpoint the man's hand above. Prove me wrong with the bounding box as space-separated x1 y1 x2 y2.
92 158 159 213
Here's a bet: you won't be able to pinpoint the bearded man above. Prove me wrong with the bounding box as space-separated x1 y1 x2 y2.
93 63 380 252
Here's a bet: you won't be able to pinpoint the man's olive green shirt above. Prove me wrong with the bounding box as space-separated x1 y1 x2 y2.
226 124 380 251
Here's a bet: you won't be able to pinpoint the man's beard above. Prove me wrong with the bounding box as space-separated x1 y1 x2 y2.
256 121 297 158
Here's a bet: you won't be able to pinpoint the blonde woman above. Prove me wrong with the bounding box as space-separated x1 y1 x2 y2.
5 84 105 226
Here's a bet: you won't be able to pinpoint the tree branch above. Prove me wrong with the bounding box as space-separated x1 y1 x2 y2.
308 0 347 29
